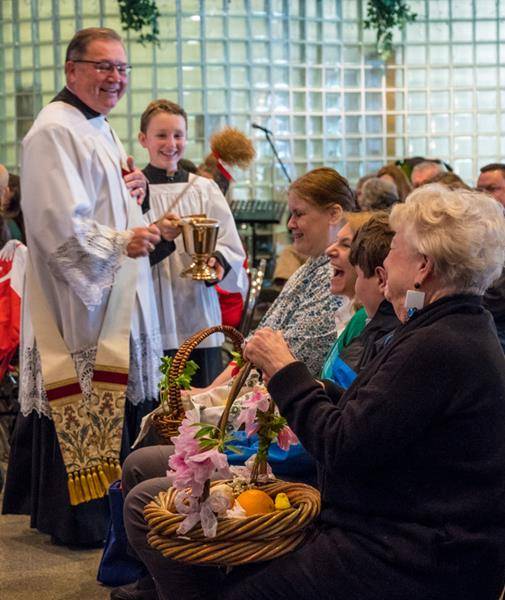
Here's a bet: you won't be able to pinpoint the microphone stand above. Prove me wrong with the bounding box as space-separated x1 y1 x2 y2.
260 129 292 184
242 126 292 266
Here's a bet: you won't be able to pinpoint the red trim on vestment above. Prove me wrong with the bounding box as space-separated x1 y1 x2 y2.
93 370 129 385
46 382 82 401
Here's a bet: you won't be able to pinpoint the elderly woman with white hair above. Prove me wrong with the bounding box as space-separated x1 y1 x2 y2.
126 185 505 600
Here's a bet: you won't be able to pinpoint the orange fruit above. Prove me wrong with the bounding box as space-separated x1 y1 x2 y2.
236 489 275 516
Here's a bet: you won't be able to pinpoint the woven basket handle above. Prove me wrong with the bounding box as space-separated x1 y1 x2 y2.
217 360 252 434
167 325 245 418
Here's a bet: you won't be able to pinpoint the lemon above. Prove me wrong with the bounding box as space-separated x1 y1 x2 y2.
236 489 274 516
274 492 291 510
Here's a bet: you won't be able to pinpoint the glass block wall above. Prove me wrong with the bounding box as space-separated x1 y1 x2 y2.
0 0 503 200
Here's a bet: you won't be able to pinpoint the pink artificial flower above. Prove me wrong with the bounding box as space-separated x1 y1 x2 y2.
190 447 230 468
168 444 232 497
171 413 200 456
242 389 270 412
235 388 271 437
277 425 299 451
167 454 198 491
167 410 232 498
189 447 232 481
167 411 210 493
168 452 189 473
235 406 259 437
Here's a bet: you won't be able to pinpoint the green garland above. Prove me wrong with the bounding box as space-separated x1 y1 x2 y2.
158 356 199 407
117 0 161 46
364 0 417 59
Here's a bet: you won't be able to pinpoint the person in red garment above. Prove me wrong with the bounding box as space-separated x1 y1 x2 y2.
0 240 26 382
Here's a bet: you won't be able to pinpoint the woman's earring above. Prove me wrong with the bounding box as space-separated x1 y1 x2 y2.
405 285 425 318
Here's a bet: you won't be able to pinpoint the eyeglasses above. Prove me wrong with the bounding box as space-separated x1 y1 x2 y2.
73 60 132 75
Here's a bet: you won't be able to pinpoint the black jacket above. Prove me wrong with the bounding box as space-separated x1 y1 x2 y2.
268 294 505 600
328 299 400 387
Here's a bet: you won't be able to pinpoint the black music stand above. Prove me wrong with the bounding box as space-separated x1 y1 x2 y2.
230 200 286 265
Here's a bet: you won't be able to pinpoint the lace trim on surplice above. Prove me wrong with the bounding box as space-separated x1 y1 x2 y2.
47 218 130 309
19 331 162 417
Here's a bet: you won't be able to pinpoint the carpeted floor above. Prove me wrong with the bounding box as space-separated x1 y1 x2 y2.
0 375 113 598
0 380 113 598
0 381 114 600
0 510 110 599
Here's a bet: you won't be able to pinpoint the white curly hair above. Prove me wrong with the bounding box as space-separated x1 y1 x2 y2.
389 184 505 294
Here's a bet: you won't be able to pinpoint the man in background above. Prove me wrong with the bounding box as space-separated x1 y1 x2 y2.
477 163 505 208
477 163 505 351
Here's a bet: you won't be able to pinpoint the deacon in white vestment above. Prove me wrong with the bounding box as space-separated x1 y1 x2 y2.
142 164 247 383
2 28 164 546
19 94 163 417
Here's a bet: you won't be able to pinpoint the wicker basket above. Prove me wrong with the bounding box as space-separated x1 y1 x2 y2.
153 325 245 443
145 327 321 566
145 479 320 566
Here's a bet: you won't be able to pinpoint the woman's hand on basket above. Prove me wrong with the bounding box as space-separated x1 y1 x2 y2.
244 327 297 379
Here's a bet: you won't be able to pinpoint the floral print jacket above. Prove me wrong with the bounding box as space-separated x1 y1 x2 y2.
256 255 343 376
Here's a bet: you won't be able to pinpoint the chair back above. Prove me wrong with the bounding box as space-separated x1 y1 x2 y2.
238 258 266 336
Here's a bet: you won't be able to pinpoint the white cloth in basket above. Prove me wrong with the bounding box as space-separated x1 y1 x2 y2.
132 370 263 447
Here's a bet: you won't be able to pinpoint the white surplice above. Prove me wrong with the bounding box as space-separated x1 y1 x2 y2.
19 101 162 417
143 174 247 350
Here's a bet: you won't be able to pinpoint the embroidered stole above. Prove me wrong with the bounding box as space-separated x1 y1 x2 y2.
27 256 138 505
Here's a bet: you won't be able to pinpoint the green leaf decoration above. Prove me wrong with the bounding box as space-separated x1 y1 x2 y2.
199 438 220 449
58 430 74 445
117 0 161 46
159 355 173 377
80 425 90 443
89 412 101 428
195 425 219 439
185 360 199 377
174 360 200 390
158 357 200 403
364 0 416 59
229 350 244 368
111 416 123 429
224 445 243 455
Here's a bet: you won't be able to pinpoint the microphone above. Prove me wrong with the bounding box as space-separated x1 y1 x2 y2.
252 123 273 136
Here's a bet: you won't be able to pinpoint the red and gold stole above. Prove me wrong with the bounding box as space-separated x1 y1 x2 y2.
27 255 138 505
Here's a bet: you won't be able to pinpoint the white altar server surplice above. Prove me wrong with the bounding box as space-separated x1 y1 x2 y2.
143 168 247 351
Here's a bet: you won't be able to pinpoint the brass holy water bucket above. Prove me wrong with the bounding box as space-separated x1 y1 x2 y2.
180 216 220 281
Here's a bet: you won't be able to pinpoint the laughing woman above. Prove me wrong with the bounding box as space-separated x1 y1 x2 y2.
247 167 356 373
203 166 357 387
321 211 373 377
